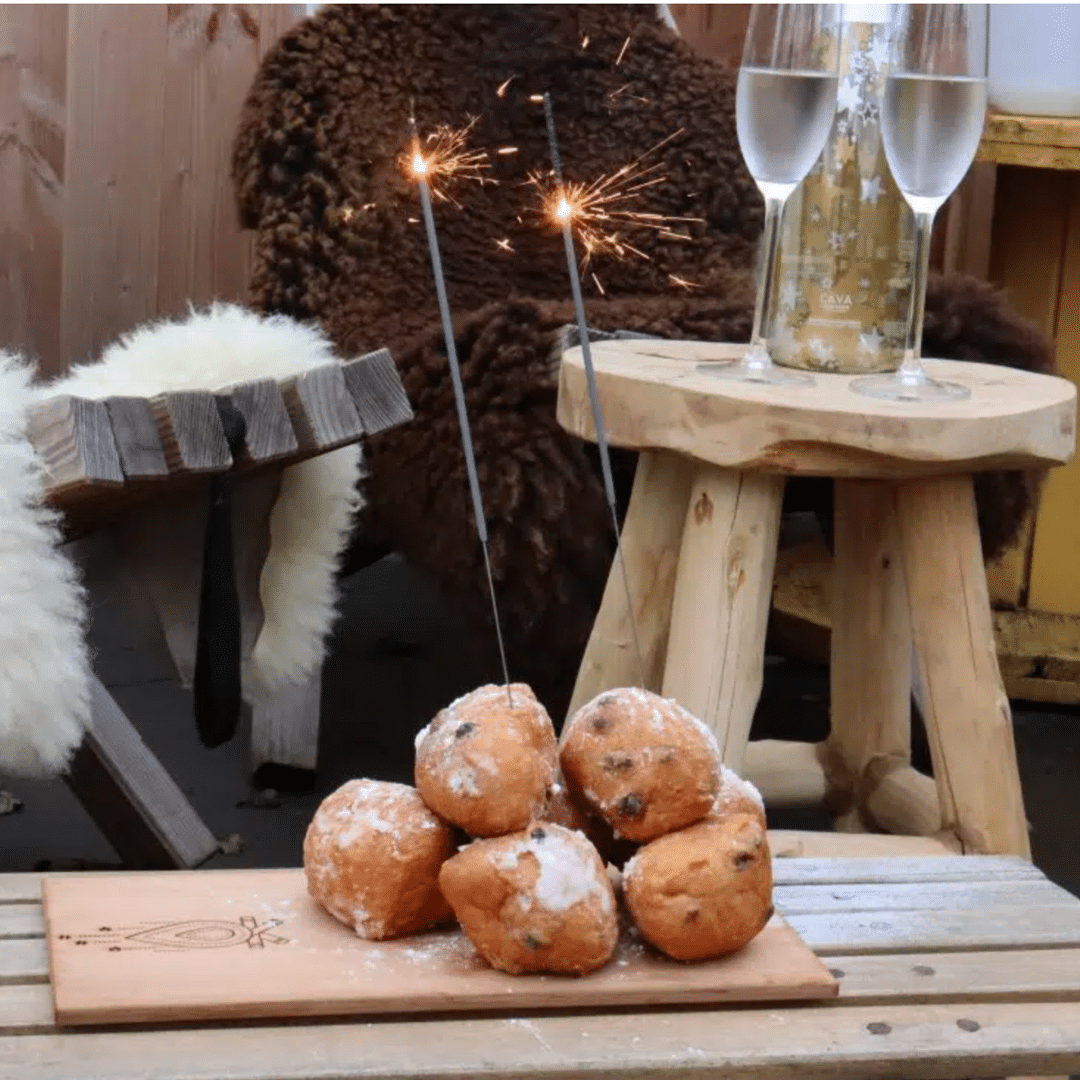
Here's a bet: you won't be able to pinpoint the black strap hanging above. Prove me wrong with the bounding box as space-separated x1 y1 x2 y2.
192 397 248 749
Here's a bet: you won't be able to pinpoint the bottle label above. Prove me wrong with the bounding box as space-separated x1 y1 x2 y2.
769 20 915 374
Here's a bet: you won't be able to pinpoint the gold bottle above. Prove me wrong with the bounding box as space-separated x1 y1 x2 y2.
769 7 916 374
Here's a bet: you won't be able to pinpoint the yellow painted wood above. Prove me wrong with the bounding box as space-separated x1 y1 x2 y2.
978 113 1080 170
771 540 1080 707
1029 175 1080 614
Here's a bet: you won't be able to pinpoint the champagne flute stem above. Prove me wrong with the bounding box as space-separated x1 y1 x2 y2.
897 209 937 384
746 194 785 369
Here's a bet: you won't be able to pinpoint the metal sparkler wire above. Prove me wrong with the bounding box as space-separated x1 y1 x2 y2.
542 92 648 691
409 116 514 708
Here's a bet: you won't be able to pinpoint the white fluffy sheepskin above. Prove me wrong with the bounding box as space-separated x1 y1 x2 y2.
33 303 363 698
0 353 93 777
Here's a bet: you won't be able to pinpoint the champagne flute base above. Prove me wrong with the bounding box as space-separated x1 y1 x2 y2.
697 361 816 388
850 371 971 402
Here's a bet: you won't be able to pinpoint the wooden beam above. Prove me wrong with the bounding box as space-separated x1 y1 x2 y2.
63 677 219 869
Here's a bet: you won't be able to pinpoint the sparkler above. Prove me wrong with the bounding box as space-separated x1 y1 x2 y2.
527 127 701 274
402 115 495 210
542 91 646 689
407 115 514 706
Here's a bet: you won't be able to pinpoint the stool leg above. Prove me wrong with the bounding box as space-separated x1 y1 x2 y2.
829 480 938 834
565 450 695 724
897 475 1031 858
661 465 784 772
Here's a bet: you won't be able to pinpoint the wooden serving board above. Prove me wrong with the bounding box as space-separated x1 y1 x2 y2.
42 868 838 1026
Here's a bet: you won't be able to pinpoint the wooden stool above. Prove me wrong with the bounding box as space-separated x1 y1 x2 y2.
558 339 1077 859
25 349 411 868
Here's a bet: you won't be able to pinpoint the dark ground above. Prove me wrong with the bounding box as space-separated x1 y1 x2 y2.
2 552 1078 903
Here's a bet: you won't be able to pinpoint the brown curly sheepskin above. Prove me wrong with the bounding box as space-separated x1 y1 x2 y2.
232 4 1053 719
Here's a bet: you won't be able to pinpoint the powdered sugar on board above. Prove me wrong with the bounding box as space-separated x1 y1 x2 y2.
43 867 836 1026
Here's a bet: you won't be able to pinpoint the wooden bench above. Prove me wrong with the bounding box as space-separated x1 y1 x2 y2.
1 849 1078 1078
23 348 412 869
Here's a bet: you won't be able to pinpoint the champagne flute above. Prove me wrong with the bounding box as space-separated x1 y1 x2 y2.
699 3 841 388
851 3 989 402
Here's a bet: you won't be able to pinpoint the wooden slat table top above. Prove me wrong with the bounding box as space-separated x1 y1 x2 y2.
0 855 1078 1080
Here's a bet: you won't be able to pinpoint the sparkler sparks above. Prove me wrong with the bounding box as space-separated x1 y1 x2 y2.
496 75 516 98
615 35 631 66
495 238 513 252
668 274 701 290
527 127 702 271
403 115 494 209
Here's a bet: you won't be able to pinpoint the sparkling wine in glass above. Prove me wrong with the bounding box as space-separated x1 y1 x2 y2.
699 4 841 388
851 3 989 403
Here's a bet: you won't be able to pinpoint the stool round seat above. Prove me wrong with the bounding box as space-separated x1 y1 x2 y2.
558 338 1078 860
558 340 1075 479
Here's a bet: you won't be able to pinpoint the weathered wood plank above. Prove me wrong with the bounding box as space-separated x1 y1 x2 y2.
26 395 124 495
0 984 53 1035
62 677 220 870
770 854 1040 887
789 904 1080 955
826 948 1080 1006
0 939 48 985
0 907 42 941
7 947 1080 1037
769 830 957 859
280 363 363 452
150 390 232 473
0 880 40 906
776 878 1076 916
226 378 297 464
1 1002 1078 1080
341 348 414 434
104 396 169 478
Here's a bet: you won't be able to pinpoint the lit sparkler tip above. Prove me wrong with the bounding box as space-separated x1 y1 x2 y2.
555 197 574 222
412 152 429 177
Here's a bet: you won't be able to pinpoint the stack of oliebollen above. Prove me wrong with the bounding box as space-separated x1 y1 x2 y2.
303 684 773 975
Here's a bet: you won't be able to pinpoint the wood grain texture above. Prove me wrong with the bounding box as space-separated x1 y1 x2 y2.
226 379 297 464
0 5 67 375
41 869 837 1027
104 396 169 478
558 340 1077 478
742 739 830 809
150 390 232 473
668 4 752 66
565 450 694 722
61 677 220 870
280 364 364 452
0 6 304 376
661 465 784 772
24 394 124 494
898 476 1031 858
342 348 414 434
3 1001 1079 1080
828 480 913 831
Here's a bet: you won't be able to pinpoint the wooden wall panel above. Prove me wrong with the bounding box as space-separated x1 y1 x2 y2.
0 4 304 378
0 5 68 369
668 5 751 67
